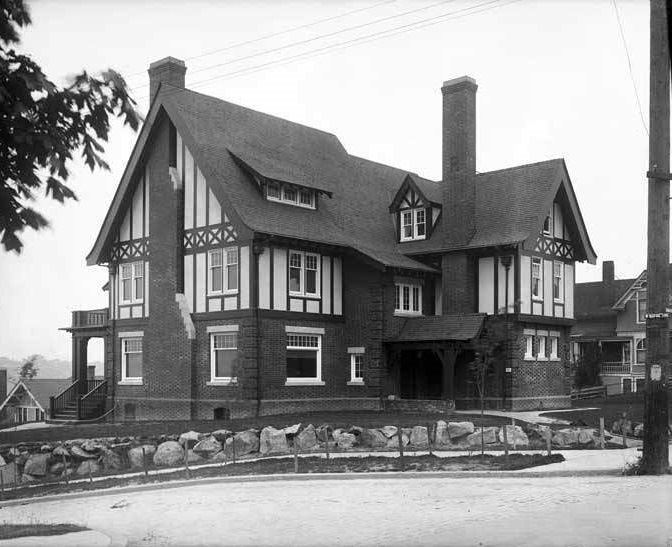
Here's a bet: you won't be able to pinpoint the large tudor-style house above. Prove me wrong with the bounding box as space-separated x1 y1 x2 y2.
53 57 596 422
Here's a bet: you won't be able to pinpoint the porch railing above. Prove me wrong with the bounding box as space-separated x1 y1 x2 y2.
49 380 80 418
600 362 632 374
71 308 109 329
78 380 107 420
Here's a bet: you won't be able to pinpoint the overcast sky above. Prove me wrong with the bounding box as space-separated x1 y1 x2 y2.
0 0 651 361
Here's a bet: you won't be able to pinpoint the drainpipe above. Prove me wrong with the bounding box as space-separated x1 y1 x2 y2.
253 243 263 416
500 255 512 410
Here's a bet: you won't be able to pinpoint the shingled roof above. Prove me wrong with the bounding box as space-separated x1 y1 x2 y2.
389 314 486 342
88 83 593 270
0 379 71 413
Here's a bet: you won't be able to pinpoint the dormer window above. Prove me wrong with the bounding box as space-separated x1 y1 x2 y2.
400 208 426 242
265 181 316 209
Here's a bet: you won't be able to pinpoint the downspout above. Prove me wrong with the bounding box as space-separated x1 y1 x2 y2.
501 255 512 410
108 264 116 419
253 243 263 416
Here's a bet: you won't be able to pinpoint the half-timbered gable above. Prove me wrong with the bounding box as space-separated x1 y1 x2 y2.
389 174 441 243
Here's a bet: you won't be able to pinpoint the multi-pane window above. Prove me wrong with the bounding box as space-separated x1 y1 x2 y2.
635 337 646 363
286 333 321 383
399 207 427 242
266 182 315 209
553 262 563 301
122 337 143 381
536 335 547 359
524 335 534 360
211 332 238 381
395 282 422 314
120 262 144 303
288 251 320 297
350 354 364 383
636 291 647 323
550 336 559 360
532 258 542 300
208 248 239 294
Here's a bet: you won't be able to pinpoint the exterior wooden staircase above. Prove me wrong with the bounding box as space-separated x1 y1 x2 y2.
48 379 108 423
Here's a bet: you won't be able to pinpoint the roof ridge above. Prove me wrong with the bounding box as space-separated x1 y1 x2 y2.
349 154 437 184
476 158 564 177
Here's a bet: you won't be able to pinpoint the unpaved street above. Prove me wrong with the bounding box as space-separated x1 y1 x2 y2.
1 475 671 546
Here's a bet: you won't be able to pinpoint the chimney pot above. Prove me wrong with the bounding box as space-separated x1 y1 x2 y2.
603 260 615 282
148 57 186 101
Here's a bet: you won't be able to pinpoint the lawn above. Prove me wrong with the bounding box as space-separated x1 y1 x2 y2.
543 392 672 430
0 410 513 445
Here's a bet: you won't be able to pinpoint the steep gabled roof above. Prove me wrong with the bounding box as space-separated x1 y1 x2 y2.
0 379 70 413
388 173 442 212
397 159 596 263
612 271 647 310
575 278 635 318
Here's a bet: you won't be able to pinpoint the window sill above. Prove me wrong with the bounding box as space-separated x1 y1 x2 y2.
120 301 144 306
207 379 238 386
394 311 422 317
284 380 325 386
118 379 143 386
208 290 239 297
288 293 321 300
347 380 365 386
532 297 543 303
399 237 426 243
549 357 560 361
536 356 548 361
523 356 535 361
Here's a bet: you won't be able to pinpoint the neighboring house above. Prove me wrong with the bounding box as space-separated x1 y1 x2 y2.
58 57 595 422
0 379 71 425
573 261 658 394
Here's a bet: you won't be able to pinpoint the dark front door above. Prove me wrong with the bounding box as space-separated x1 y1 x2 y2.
399 350 443 399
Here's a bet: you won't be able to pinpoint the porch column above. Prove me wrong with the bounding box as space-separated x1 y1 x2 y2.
72 336 89 395
441 349 457 401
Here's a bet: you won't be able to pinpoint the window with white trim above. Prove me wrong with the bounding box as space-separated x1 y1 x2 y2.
265 181 316 209
635 337 646 363
399 207 426 242
121 337 143 382
532 258 542 300
208 247 238 294
636 291 647 323
553 262 563 301
288 251 320 297
120 261 144 303
524 335 534 360
210 332 238 382
350 354 364 383
286 333 322 384
550 335 559 360
536 335 547 360
394 282 422 315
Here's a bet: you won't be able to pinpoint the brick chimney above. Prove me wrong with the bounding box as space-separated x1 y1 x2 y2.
148 57 186 101
602 260 615 282
442 76 478 245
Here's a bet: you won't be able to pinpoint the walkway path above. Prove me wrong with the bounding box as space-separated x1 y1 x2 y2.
454 407 598 425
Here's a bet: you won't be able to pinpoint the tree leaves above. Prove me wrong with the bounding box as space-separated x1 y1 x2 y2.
0 0 142 253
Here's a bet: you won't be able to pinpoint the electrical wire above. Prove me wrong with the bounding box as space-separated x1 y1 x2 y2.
612 0 649 137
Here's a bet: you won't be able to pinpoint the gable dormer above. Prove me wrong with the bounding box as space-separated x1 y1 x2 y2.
389 174 441 243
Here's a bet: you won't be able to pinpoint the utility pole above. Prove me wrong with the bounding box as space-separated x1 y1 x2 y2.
642 0 670 475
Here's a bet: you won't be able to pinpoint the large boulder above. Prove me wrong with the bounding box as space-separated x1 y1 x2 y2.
467 427 498 448
316 425 332 442
578 429 597 445
76 460 100 476
295 424 318 451
0 462 18 484
359 428 388 449
448 422 475 440
153 441 185 467
52 445 70 459
23 453 49 476
552 428 579 448
379 426 398 439
70 445 98 460
633 423 644 438
334 431 357 449
224 430 260 458
193 436 222 458
498 425 530 448
81 439 103 453
100 448 124 471
435 421 450 446
128 445 156 469
283 424 301 436
409 426 429 449
260 427 289 455
178 431 201 448
187 450 204 465
211 429 233 442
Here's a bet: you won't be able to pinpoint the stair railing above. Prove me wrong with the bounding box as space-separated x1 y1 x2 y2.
49 379 81 418
79 380 108 420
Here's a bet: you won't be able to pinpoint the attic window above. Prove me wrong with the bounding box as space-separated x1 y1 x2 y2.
399 208 426 242
543 209 552 236
265 181 315 209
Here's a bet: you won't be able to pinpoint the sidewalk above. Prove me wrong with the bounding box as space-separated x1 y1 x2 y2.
454 407 598 425
0 530 111 547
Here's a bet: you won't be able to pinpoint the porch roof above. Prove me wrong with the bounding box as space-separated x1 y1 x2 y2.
389 313 485 343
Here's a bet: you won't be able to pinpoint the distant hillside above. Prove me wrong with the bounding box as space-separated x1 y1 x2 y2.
0 356 103 398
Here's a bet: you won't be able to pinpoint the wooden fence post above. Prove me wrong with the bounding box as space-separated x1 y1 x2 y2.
511 419 517 451
1 470 4 497
397 423 404 471
324 427 330 461
502 424 509 461
232 436 237 465
184 443 190 479
87 461 93 485
293 438 299 474
142 447 148 478
62 454 69 486
545 431 552 457
427 423 433 456
599 417 605 450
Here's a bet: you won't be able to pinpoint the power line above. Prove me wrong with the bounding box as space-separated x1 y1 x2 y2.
612 0 649 137
130 0 459 91
138 0 518 102
122 0 397 81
